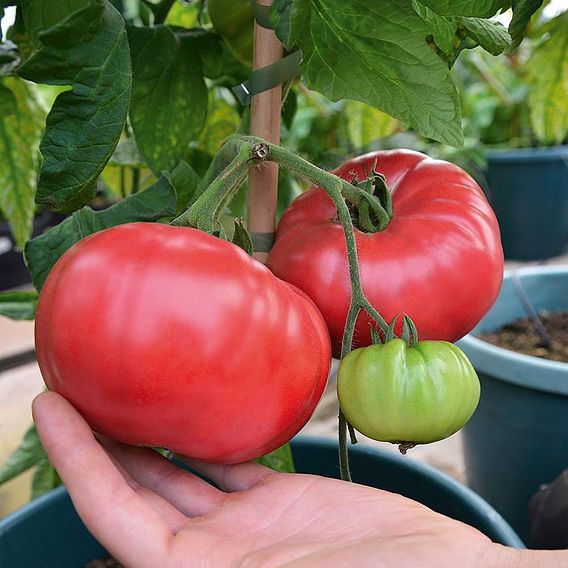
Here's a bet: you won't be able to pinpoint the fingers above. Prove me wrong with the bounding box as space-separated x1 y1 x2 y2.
99 438 224 517
172 455 276 492
95 442 189 532
32 392 173 568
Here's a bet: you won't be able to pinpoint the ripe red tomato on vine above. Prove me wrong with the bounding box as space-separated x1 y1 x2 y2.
268 149 504 357
35 223 331 464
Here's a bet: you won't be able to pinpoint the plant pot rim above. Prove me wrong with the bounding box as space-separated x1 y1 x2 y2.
457 266 568 396
485 145 568 164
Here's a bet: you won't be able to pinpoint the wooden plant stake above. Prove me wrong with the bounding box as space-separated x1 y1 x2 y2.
248 0 283 263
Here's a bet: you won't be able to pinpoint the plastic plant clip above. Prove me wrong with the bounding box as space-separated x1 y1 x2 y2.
232 51 302 105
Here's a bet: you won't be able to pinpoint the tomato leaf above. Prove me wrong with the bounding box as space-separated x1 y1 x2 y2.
411 3 509 66
459 17 511 55
163 160 201 215
25 177 177 290
173 28 248 85
0 78 45 248
17 0 132 214
19 0 88 47
0 290 39 320
527 12 568 145
197 91 241 157
416 1 509 18
419 0 542 49
509 0 544 49
344 101 401 149
127 25 208 174
6 6 37 64
271 0 463 147
31 459 62 499
0 425 45 486
256 443 295 473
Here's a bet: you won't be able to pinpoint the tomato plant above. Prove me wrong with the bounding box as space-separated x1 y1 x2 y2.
337 339 480 449
0 0 547 495
34 223 331 464
267 149 504 356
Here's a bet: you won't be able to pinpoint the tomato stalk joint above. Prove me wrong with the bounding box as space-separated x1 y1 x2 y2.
342 166 393 233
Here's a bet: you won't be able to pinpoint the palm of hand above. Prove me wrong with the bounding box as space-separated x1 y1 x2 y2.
169 471 494 568
34 392 499 568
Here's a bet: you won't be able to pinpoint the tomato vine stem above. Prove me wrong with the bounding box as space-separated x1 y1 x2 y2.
174 134 392 481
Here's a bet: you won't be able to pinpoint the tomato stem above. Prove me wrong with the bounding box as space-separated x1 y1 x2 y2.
175 134 394 481
338 411 352 482
171 144 252 231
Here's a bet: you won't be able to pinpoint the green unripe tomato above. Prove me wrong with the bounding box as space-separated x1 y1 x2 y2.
337 339 480 447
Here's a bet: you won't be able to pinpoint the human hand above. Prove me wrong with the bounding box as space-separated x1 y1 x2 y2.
32 391 560 568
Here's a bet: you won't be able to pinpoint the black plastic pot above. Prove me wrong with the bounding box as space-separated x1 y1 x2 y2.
0 437 523 567
484 146 568 260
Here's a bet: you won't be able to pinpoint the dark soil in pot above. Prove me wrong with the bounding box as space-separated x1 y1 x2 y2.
480 311 568 363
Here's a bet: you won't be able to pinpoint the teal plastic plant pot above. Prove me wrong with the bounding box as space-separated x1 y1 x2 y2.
484 146 568 260
0 437 522 566
458 266 568 542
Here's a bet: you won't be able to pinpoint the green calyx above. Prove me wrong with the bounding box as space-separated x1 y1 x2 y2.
371 313 419 347
342 168 393 233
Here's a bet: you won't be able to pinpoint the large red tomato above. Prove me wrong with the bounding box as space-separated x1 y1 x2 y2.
35 223 331 463
267 150 504 357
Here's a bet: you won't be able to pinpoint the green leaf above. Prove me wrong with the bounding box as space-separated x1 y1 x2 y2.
256 443 295 473
459 17 511 55
18 0 132 214
173 28 248 85
0 425 45 486
509 0 544 49
282 87 297 130
527 12 568 145
0 290 38 320
25 177 176 290
165 1 200 27
271 0 463 147
417 0 509 18
163 160 201 215
198 91 241 156
411 1 461 59
31 459 62 499
0 80 17 116
6 6 38 63
411 3 509 64
231 218 253 255
127 25 208 174
0 77 45 247
20 0 88 48
345 101 401 148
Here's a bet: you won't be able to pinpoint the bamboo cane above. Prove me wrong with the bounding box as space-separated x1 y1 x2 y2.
247 0 283 263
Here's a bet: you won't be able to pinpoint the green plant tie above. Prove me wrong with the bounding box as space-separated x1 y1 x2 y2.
250 1 272 29
232 51 302 105
251 232 276 253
